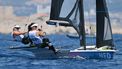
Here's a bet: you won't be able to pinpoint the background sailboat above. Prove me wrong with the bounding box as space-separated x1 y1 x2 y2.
66 25 96 39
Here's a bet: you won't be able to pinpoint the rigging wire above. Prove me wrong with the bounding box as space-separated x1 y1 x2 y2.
86 0 95 45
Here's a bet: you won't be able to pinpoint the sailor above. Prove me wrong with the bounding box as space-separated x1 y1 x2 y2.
12 25 26 41
28 23 57 54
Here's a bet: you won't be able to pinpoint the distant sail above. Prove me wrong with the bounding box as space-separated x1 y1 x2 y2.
96 0 114 48
49 0 86 48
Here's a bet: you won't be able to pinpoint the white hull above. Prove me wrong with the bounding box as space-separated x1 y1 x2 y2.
69 46 116 59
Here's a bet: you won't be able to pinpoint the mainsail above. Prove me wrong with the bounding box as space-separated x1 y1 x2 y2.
96 0 114 48
49 0 114 49
49 0 86 49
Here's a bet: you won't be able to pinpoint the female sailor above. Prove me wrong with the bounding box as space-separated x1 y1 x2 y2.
28 23 57 54
12 25 26 41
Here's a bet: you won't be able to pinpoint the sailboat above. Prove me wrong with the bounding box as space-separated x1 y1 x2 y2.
46 0 116 59
66 26 96 39
10 0 116 59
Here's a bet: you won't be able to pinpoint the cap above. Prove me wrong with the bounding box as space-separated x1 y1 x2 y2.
14 25 20 28
31 23 38 27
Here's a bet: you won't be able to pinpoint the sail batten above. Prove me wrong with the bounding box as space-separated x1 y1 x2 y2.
96 0 114 48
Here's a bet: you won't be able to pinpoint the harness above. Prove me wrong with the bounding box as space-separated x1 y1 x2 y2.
29 30 42 45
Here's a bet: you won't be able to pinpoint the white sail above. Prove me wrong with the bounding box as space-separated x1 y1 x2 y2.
96 0 114 48
104 17 112 40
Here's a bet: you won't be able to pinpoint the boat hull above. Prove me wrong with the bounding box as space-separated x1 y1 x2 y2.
10 47 70 59
10 46 116 59
69 50 115 59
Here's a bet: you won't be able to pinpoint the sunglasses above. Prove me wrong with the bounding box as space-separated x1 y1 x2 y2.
16 28 20 29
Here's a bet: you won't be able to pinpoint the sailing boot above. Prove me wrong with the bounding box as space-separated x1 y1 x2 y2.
49 46 57 54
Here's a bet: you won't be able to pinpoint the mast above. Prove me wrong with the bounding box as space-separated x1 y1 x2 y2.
96 0 114 48
79 0 86 49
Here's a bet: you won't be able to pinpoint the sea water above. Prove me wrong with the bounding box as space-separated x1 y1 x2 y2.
0 33 121 69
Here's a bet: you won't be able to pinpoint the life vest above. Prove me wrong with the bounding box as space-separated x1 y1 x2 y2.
29 30 42 44
12 30 30 44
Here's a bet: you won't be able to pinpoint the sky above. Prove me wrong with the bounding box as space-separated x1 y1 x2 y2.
0 0 121 15
83 0 122 25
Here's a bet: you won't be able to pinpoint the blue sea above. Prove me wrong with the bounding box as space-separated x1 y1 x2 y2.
0 33 122 69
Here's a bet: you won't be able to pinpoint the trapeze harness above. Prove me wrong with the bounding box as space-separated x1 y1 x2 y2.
29 30 43 45
12 32 24 41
